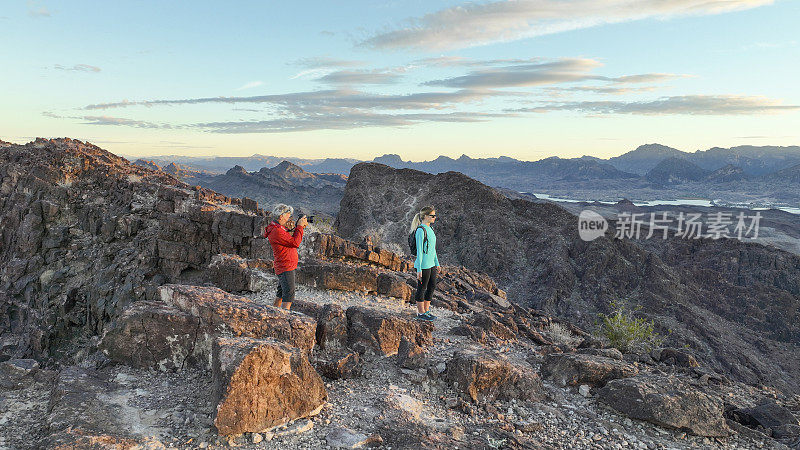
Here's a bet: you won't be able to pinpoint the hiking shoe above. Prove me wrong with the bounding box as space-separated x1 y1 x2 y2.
415 313 433 322
422 311 437 320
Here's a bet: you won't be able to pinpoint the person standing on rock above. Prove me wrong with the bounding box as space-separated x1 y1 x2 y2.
264 204 307 310
410 205 440 321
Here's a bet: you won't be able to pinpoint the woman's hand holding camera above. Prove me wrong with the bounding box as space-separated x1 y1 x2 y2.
297 216 308 227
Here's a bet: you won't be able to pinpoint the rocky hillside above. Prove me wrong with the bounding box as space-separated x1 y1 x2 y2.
1 138 799 449
0 138 272 362
336 162 800 395
645 157 710 184
189 162 346 217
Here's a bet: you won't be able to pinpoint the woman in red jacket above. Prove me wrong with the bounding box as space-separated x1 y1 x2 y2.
264 204 307 310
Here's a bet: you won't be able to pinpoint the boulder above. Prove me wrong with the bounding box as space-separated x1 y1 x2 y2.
540 353 638 387
598 374 731 437
99 300 207 371
445 348 544 403
159 284 316 354
325 426 381 449
377 273 413 300
296 260 379 293
396 336 427 370
577 347 624 360
729 401 799 435
346 306 433 356
316 303 349 352
212 337 327 435
466 312 516 342
318 352 363 380
208 253 271 292
0 359 39 389
655 347 700 368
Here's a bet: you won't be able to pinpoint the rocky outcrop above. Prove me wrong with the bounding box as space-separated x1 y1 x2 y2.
345 306 433 356
212 336 326 435
335 161 800 394
208 253 273 292
99 300 206 371
540 353 639 387
0 359 39 389
0 138 273 362
396 336 427 370
598 374 731 437
444 348 544 403
159 284 317 355
318 352 363 380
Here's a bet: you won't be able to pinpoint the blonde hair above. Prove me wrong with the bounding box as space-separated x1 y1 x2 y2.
409 205 435 232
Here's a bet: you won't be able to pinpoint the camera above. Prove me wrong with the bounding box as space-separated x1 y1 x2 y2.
299 214 315 223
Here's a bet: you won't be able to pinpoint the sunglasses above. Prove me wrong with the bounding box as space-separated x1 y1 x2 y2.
428 214 437 217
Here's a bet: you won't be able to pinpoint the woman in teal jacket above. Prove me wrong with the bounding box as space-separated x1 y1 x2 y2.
410 205 440 321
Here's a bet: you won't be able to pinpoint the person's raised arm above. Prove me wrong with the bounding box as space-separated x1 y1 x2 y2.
271 224 305 248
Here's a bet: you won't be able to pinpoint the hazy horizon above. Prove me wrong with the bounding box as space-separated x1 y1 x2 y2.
3 1 798 160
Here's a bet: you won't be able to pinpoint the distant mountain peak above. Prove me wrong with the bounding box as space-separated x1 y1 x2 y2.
372 154 404 165
226 165 248 176
646 156 709 184
273 160 304 173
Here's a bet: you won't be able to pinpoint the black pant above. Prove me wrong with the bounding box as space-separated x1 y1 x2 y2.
276 269 296 302
415 266 438 302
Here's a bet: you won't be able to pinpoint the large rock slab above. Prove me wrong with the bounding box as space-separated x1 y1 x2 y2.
730 401 800 436
598 374 731 437
0 359 39 389
444 348 544 403
46 366 164 448
316 303 349 352
99 300 207 371
540 353 639 387
212 336 327 435
208 253 272 292
296 260 380 293
345 306 433 356
159 284 316 355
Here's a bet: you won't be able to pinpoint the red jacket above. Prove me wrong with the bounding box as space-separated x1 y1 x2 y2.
264 221 305 275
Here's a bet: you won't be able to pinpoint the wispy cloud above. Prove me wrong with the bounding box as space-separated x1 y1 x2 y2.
291 57 364 69
362 0 774 51
27 1 50 17
83 89 496 111
43 111 171 129
53 64 101 73
81 116 170 128
192 111 514 133
235 81 263 91
423 58 602 88
315 70 402 85
512 95 799 115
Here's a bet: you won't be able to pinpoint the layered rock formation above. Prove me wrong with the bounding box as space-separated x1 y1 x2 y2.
0 138 271 362
336 162 800 394
1 138 798 449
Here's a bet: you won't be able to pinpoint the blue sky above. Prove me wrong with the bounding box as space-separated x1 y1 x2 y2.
1 0 798 160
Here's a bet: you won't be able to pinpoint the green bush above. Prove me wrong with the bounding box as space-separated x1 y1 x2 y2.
596 299 665 354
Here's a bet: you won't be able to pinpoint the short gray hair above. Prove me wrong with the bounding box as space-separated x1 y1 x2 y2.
272 203 293 218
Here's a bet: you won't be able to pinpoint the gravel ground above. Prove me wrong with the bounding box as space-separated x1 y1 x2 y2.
0 276 790 449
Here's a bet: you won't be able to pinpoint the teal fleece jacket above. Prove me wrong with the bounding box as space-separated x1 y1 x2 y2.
414 224 440 271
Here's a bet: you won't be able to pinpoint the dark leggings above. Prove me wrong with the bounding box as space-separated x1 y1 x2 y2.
276 270 296 303
415 266 438 302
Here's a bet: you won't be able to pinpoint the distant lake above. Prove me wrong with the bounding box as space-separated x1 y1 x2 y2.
526 193 800 215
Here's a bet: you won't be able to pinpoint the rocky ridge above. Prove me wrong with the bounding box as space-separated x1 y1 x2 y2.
336 162 800 395
0 138 798 449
